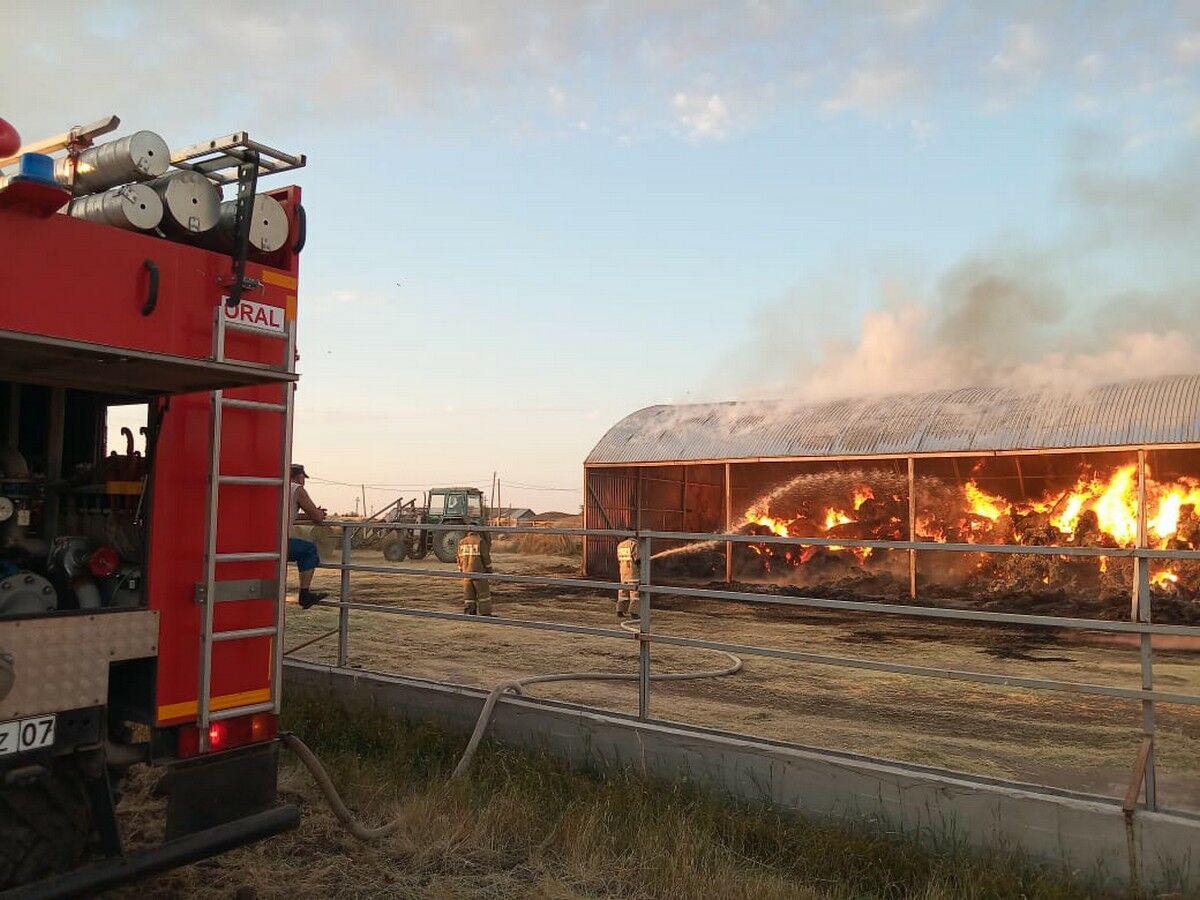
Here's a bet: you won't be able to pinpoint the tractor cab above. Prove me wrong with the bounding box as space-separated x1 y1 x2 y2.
379 487 488 563
426 487 485 525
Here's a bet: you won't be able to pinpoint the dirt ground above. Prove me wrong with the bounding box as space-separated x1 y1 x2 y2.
283 547 1200 811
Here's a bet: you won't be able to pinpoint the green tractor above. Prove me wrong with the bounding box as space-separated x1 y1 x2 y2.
380 486 488 563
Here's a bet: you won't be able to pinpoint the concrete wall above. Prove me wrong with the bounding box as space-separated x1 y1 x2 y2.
285 660 1199 893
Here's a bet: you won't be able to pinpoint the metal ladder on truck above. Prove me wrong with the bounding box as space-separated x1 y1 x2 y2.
196 302 296 752
178 134 304 752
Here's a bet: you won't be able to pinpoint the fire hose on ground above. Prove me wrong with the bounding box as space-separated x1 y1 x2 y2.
279 619 743 841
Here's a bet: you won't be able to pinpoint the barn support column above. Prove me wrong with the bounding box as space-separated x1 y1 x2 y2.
907 457 917 600
724 462 733 584
681 466 687 531
636 468 643 529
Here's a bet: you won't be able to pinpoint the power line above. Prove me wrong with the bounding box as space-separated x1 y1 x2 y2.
309 476 578 493
503 482 579 492
309 480 492 494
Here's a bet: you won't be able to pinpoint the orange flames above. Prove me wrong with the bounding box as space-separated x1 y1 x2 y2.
749 486 874 539
823 508 853 531
746 508 790 538
744 487 879 567
962 465 1200 549
742 465 1197 590
959 464 1200 586
964 481 1006 521
1151 570 1180 590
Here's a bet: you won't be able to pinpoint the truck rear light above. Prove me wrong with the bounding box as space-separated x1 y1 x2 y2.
177 712 278 758
250 712 278 742
89 545 120 576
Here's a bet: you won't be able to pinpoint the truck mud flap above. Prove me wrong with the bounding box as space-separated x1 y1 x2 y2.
166 742 279 838
0 803 300 900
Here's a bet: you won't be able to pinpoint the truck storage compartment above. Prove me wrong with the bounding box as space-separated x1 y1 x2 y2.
0 382 156 618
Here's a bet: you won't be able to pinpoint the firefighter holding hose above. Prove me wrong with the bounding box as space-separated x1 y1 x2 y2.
615 537 640 619
457 527 493 616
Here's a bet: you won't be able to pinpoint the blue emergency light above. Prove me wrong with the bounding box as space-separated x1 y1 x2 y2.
0 150 71 214
14 152 56 186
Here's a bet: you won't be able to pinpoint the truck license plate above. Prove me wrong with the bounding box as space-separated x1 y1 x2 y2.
0 715 55 755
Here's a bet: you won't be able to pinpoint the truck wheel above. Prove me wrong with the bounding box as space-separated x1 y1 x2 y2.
408 532 429 560
382 535 407 562
434 530 464 563
0 766 93 889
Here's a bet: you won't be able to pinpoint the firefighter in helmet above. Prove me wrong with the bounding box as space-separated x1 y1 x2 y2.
456 527 493 615
615 537 640 619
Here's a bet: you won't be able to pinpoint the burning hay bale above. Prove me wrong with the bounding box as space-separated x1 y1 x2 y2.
741 468 907 574
695 459 1200 623
920 464 1200 617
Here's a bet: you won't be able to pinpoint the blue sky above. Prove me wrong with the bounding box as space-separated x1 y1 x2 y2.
6 2 1200 513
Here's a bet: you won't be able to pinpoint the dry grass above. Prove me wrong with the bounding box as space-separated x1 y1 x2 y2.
114 697 1107 900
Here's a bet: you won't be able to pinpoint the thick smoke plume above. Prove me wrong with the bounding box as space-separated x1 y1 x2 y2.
720 137 1200 402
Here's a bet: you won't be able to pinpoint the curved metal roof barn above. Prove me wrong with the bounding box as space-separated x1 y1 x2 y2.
586 374 1200 465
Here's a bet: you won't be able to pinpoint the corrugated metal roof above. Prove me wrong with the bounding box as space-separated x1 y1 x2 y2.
585 374 1200 465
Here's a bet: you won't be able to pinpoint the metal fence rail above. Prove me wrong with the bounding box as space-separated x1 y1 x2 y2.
299 518 1200 813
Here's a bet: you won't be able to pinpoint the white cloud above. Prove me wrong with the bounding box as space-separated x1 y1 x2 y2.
546 85 568 111
823 67 919 113
1 4 1197 146
1176 32 1200 64
1077 53 1103 77
910 118 938 144
1128 74 1184 95
879 0 942 27
990 24 1045 77
672 92 731 139
1122 130 1158 154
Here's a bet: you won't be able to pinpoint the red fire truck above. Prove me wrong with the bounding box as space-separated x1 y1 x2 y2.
0 117 307 895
